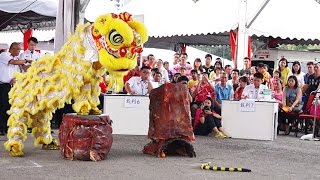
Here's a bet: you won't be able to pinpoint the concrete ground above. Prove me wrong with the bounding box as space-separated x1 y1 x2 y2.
0 132 320 180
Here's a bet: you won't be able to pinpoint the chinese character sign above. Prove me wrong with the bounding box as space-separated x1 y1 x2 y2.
239 99 256 112
124 96 142 108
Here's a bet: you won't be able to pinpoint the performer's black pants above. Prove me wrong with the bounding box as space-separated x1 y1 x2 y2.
0 83 11 133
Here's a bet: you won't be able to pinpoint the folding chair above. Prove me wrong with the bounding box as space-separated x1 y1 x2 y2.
298 92 320 137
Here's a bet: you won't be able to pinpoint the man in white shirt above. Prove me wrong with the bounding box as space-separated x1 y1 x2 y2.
0 42 29 135
241 72 268 100
125 66 153 95
19 37 41 72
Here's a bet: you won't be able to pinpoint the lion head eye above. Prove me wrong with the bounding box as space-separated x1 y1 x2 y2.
108 29 124 46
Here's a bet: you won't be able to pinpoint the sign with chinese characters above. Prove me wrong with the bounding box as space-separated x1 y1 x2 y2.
124 96 143 108
239 99 256 112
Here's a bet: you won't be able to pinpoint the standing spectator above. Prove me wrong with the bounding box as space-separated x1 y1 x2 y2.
214 72 234 114
234 76 249 100
172 53 193 76
172 52 180 66
239 57 251 76
202 54 215 74
193 58 204 74
303 62 314 84
249 67 257 84
124 66 153 95
241 72 269 100
213 60 223 70
289 61 305 88
156 59 170 83
224 65 232 80
123 66 140 87
163 61 173 81
0 42 29 135
257 63 271 86
146 54 156 68
227 69 240 91
19 37 41 72
277 58 291 85
303 62 320 96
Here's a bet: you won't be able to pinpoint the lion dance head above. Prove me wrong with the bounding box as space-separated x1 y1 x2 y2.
92 12 148 92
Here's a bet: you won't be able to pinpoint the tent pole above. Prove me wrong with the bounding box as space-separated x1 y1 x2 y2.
236 0 248 70
247 0 271 28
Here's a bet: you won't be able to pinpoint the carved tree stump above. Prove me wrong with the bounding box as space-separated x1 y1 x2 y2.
59 113 113 161
143 83 196 157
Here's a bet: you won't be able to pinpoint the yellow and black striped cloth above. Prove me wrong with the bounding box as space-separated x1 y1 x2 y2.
200 163 251 172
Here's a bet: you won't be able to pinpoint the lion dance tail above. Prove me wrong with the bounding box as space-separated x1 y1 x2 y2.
4 55 71 157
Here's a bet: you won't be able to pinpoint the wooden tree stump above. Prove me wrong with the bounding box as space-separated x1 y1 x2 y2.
59 113 113 161
143 83 196 157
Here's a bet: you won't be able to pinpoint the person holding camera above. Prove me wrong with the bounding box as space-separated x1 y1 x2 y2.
193 97 227 138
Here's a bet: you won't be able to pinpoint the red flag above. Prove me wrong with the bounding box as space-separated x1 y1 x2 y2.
23 29 33 50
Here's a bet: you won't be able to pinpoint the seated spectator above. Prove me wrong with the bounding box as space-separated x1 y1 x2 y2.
224 65 232 80
156 59 170 83
188 69 199 94
227 69 240 91
243 69 251 79
214 72 234 114
249 66 257 84
179 66 187 76
123 66 140 93
241 72 269 100
163 61 173 81
193 97 227 138
192 73 214 105
234 76 249 100
257 63 271 87
279 75 302 134
177 76 192 102
151 71 163 88
171 73 181 83
272 79 283 105
124 66 153 95
209 67 222 83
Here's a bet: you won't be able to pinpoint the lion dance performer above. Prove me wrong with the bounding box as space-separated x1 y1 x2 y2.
5 12 148 157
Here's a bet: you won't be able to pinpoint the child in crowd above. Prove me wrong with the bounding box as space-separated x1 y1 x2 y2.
234 76 249 100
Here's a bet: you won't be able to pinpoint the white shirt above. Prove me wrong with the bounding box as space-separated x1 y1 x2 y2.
126 76 149 95
289 72 305 87
242 84 269 100
19 49 41 61
0 52 21 83
159 67 170 82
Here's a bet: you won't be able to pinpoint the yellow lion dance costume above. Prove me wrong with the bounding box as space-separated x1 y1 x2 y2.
5 12 148 157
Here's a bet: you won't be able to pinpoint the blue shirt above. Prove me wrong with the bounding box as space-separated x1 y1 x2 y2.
215 83 233 104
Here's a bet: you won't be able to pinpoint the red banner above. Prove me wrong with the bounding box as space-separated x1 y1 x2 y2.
23 29 33 50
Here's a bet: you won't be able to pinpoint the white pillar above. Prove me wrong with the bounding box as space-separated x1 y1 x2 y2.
236 0 249 70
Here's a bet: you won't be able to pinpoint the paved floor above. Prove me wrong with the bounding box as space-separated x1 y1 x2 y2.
0 132 320 180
